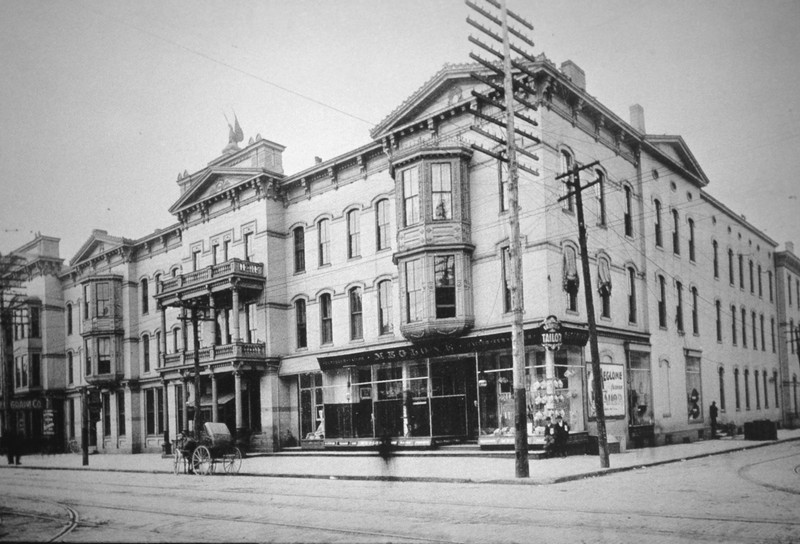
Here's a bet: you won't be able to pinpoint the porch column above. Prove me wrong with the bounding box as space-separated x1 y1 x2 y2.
231 285 241 343
208 290 217 346
234 367 244 432
181 375 189 433
159 304 167 368
545 348 556 419
160 378 170 453
210 372 219 423
180 307 188 352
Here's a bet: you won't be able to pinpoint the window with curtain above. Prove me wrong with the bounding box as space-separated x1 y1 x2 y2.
349 287 363 340
431 163 453 220
563 246 579 312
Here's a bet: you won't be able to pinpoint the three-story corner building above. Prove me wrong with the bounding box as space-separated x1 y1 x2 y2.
0 56 796 455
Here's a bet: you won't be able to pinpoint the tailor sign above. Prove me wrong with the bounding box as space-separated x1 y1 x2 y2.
540 315 563 351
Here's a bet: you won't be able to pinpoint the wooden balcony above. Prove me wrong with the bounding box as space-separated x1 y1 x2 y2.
160 341 267 373
156 259 265 306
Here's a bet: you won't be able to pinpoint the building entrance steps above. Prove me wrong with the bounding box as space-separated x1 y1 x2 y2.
5 429 799 485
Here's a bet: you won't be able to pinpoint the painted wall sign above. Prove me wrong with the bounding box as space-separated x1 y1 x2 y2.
587 363 626 418
10 398 43 410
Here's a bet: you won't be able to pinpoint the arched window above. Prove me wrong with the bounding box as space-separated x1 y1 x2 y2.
734 368 741 411
624 185 634 237
728 249 735 285
375 199 391 251
672 209 680 255
654 199 663 247
378 280 393 335
347 209 360 259
293 226 305 273
66 303 73 336
142 334 150 373
597 257 611 318
141 278 149 314
691 286 699 335
741 307 747 348
560 150 575 212
67 352 74 385
295 299 307 349
657 275 667 328
744 368 751 410
749 260 754 293
715 300 722 342
712 240 719 278
627 266 637 323
675 281 684 332
688 218 695 261
320 293 333 344
718 367 726 411
755 370 761 409
349 287 363 340
731 305 737 345
758 264 763 297
563 246 580 312
595 169 606 226
317 219 330 266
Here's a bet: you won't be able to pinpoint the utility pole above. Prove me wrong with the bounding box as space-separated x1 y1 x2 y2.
178 301 214 439
466 0 537 478
558 160 611 468
0 253 25 438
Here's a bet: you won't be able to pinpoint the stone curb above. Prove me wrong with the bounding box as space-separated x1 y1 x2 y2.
2 436 797 486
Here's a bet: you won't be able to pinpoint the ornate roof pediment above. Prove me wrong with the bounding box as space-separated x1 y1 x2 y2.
70 230 130 266
644 135 710 188
371 64 482 141
168 168 267 216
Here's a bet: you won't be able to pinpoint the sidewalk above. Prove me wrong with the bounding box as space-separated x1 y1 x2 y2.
5 429 800 485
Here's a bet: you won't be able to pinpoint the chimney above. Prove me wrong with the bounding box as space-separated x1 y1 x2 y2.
630 104 646 133
786 241 795 254
560 60 586 90
315 156 323 164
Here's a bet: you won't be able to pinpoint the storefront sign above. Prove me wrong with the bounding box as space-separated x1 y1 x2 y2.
43 409 55 435
540 315 563 351
587 363 625 418
10 398 43 410
318 324 590 370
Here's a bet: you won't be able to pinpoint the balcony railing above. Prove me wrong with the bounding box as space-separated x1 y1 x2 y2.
162 341 266 368
157 259 264 302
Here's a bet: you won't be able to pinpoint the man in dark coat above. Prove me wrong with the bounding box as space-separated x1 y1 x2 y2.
3 426 21 465
554 415 570 457
543 417 556 458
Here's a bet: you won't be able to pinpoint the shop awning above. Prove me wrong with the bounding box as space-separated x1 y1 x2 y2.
185 392 235 407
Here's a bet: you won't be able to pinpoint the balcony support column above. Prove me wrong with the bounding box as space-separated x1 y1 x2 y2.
232 285 241 343
181 375 189 433
159 304 167 368
210 372 219 423
234 366 244 434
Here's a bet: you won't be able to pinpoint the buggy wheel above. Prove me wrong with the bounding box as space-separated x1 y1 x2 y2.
173 449 182 475
223 447 242 474
192 446 212 475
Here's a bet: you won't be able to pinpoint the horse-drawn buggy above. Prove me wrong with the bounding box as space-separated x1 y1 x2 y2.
173 422 243 475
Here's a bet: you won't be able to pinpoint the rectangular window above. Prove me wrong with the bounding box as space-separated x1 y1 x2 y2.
691 287 699 335
67 304 73 335
378 280 393 335
211 243 219 265
768 271 773 301
734 369 741 411
317 220 330 266
30 353 40 387
718 368 726 412
745 369 751 410
246 303 257 343
729 250 735 285
654 200 663 248
67 352 74 385
755 370 761 409
85 339 92 375
738 254 744 289
624 186 633 237
686 355 703 422
402 167 420 226
771 317 776 352
760 314 765 351
731 305 737 345
672 210 680 255
98 337 111 374
320 294 333 345
595 170 606 227
103 392 111 437
83 284 90 319
751 311 758 350
347 210 361 258
117 391 126 436
790 274 794 306
675 282 684 333
142 335 150 373
431 163 453 220
376 199 391 251
749 261 754 293
192 249 201 271
715 301 722 342
688 219 695 261
712 241 719 278
349 288 363 340
243 231 254 262
434 255 456 318
295 300 307 349
774 371 780 408
758 265 763 297
293 227 305 273
146 389 156 435
405 259 423 323
96 282 111 318
156 331 162 366
223 240 230 261
29 306 40 338
763 371 769 409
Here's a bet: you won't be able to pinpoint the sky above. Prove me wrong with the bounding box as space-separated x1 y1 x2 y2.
1 0 799 261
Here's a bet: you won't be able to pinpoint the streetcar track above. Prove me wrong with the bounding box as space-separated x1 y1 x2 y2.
736 451 800 497
4 471 800 530
49 504 78 542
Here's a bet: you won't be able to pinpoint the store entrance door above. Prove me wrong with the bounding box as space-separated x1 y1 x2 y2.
430 358 478 440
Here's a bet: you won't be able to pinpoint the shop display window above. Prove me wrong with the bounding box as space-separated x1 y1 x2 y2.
628 351 653 425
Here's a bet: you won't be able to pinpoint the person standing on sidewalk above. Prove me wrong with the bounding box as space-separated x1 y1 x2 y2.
709 401 718 439
554 415 570 457
3 425 21 465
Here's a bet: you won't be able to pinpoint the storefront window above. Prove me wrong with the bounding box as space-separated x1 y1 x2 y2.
686 355 703 422
627 351 653 426
300 373 324 440
587 354 625 420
